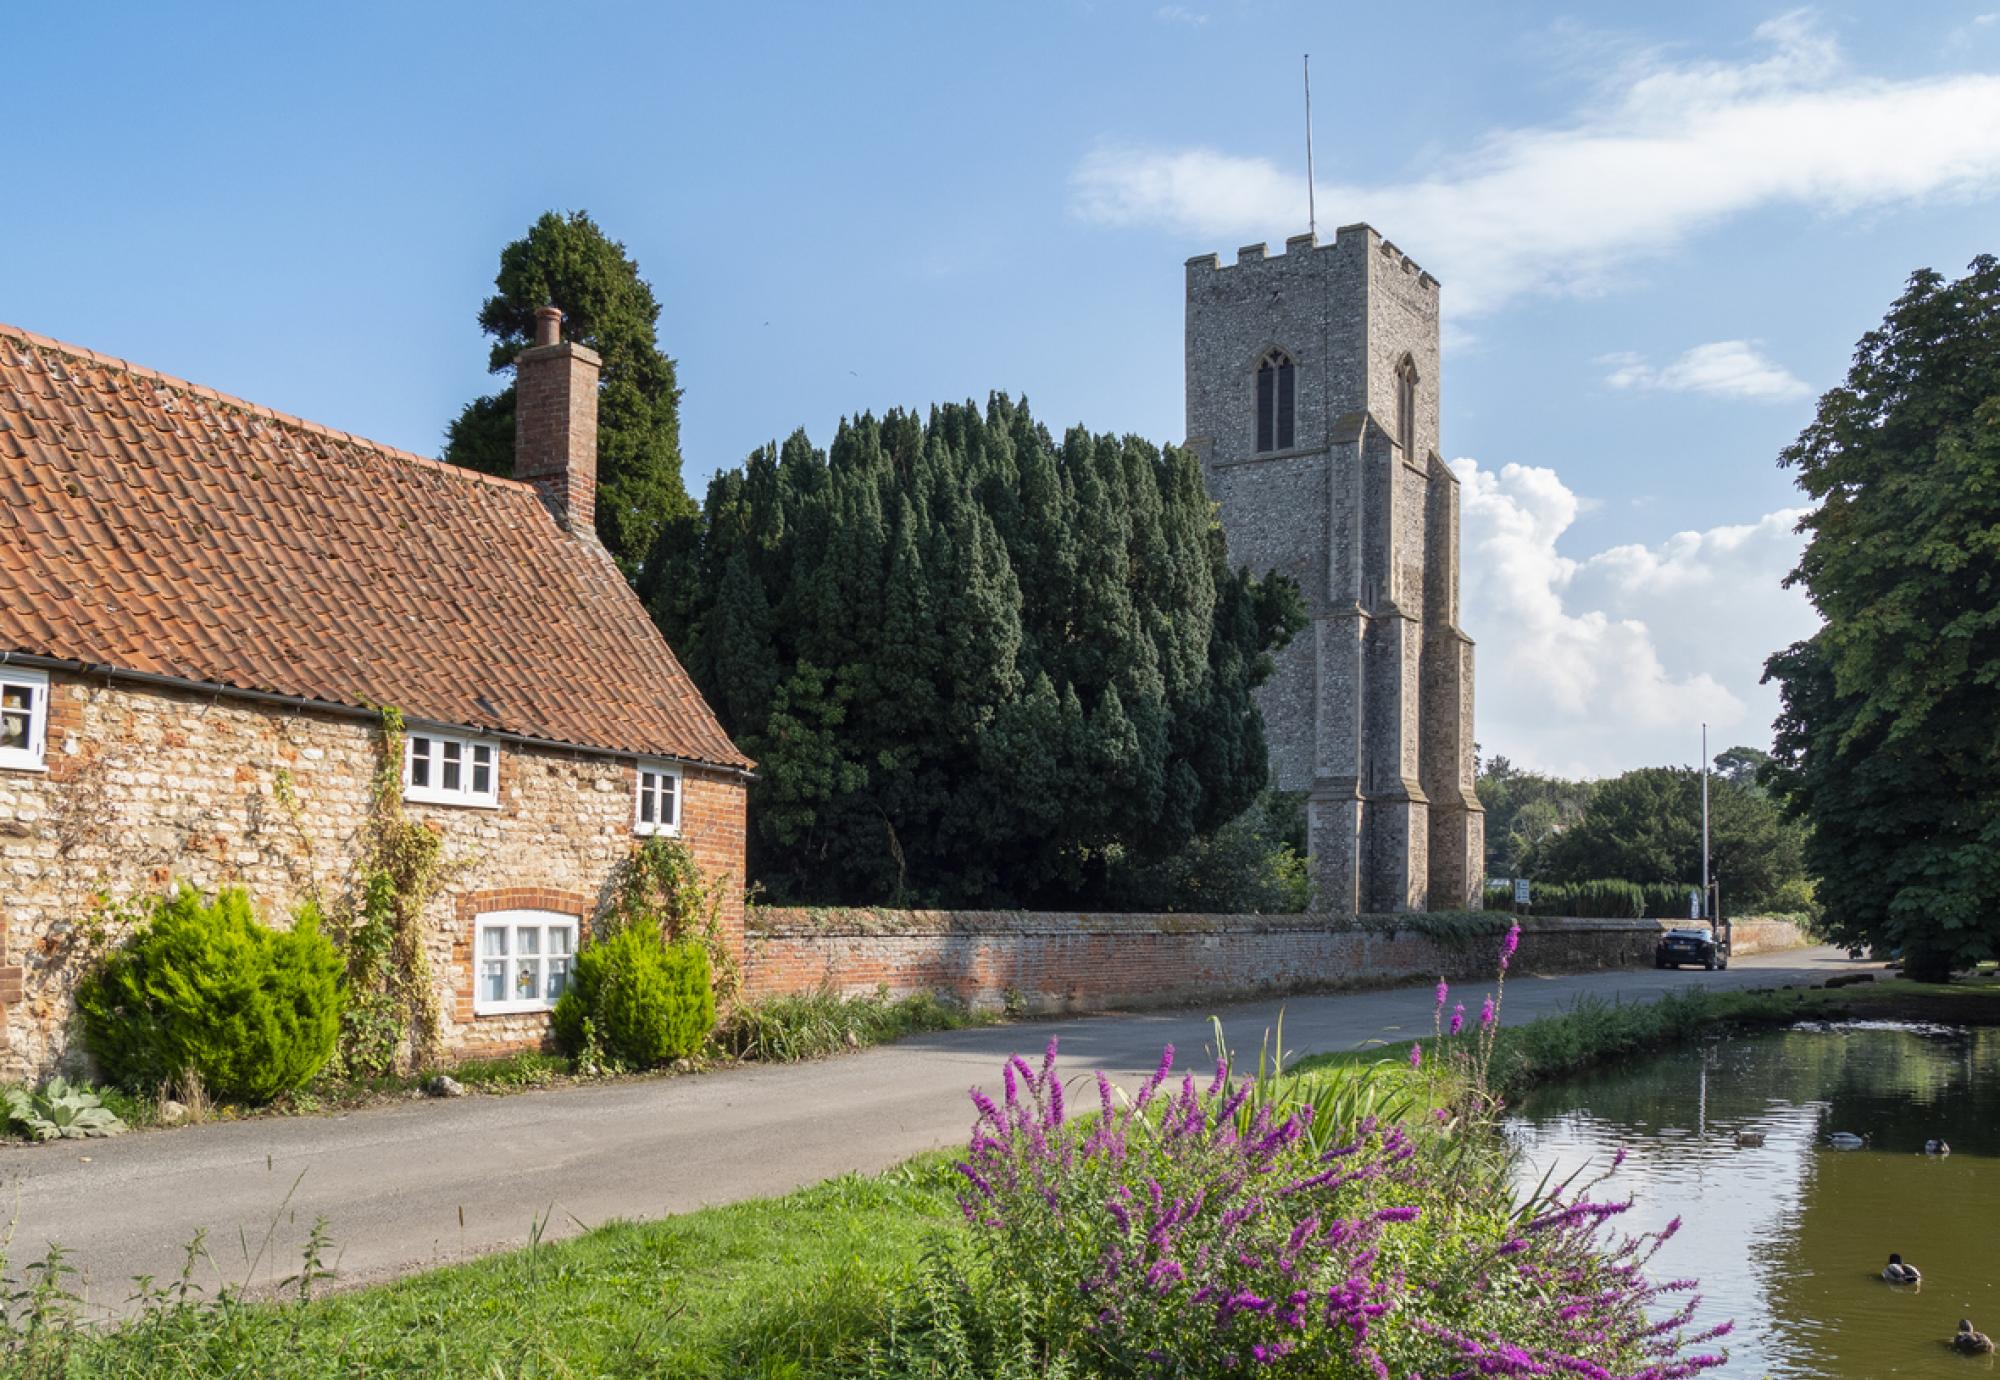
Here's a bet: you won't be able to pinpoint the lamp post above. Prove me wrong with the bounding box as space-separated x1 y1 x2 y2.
1701 722 1711 925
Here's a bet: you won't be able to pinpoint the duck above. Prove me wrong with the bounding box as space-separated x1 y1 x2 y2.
1735 1130 1766 1147
1881 1253 1921 1285
1924 1138 1951 1156
1955 1321 1997 1355
1829 1131 1866 1150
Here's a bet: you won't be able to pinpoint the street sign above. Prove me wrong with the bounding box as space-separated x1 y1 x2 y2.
1513 878 1530 906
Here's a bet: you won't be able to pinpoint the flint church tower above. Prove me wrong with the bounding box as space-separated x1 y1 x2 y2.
1186 225 1484 912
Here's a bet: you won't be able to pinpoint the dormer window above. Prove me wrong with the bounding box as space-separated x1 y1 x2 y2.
1396 355 1418 461
405 729 499 807
1255 348 1296 453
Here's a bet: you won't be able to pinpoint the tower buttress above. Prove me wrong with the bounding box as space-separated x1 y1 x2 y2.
1185 226 1483 912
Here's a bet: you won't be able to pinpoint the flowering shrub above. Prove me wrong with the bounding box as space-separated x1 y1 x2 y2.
867 920 1730 1378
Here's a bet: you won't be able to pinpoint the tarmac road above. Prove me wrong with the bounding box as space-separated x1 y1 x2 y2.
2 945 1855 1308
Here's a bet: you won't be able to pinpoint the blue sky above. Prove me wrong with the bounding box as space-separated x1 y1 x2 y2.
8 3 1998 775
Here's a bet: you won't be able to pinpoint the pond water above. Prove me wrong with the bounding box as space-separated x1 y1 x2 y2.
1507 1023 2000 1379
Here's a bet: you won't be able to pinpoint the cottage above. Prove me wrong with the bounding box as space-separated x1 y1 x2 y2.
0 307 751 1078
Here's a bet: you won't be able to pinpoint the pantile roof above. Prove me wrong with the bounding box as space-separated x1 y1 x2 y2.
0 323 750 771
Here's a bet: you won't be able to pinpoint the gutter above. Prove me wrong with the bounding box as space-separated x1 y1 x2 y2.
0 650 756 783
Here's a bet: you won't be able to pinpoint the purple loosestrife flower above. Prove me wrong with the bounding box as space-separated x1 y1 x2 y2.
1436 976 1449 1007
1409 1043 1424 1070
1481 995 1497 1028
1450 1002 1466 1035
1501 919 1521 971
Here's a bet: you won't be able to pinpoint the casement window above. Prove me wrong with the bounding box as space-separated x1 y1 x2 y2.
634 760 682 837
1396 355 1418 461
404 730 499 807
472 911 578 1015
0 668 49 772
1255 348 1296 453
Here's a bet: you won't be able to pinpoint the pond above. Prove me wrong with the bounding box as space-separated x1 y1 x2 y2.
1507 1023 2000 1378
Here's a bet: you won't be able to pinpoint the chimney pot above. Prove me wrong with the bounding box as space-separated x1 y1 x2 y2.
533 305 562 348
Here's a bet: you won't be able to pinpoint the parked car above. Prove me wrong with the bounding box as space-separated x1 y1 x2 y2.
1655 927 1728 971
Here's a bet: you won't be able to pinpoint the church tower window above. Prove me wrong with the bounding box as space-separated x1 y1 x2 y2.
1395 355 1418 461
1255 348 1296 453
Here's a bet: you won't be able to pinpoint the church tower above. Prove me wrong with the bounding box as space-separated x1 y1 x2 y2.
1185 225 1483 912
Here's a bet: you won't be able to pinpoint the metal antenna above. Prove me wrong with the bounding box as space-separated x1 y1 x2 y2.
1304 54 1317 237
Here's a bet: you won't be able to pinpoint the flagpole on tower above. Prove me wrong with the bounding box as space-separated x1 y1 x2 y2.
1304 54 1317 237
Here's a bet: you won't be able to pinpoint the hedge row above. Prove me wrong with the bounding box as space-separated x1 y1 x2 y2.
1482 878 1698 920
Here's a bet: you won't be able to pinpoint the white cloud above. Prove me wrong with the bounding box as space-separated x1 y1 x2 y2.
1600 339 1811 401
1153 5 1209 26
1071 12 2000 314
1456 457 1819 777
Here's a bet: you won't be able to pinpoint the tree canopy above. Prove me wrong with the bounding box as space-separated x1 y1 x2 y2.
1764 256 2000 979
1527 765 1803 913
1475 755 1594 879
444 210 693 572
644 396 1305 908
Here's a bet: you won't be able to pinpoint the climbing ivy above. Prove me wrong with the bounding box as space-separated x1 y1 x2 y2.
324 707 447 1077
599 835 740 1002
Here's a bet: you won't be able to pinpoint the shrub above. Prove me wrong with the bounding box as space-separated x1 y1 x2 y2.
552 927 713 1068
714 987 976 1063
2 1078 125 1140
76 887 343 1103
877 1035 1730 1379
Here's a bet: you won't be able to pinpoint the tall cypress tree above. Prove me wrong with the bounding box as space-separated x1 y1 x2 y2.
445 210 693 574
647 395 1304 906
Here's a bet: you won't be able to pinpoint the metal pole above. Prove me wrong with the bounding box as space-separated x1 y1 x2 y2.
1304 54 1317 237
1701 722 1711 923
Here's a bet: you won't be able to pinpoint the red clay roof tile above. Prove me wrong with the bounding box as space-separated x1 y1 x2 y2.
0 322 750 772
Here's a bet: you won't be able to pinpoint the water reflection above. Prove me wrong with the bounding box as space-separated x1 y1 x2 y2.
1507 1025 2000 1379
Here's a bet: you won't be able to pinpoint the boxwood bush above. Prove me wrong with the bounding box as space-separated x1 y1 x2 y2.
77 886 343 1103
552 927 713 1068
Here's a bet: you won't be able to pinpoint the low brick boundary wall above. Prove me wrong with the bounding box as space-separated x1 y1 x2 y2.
743 910 1680 1015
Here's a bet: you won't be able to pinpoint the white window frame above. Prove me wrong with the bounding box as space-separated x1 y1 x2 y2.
633 759 682 837
471 910 579 1016
0 667 49 773
403 729 500 808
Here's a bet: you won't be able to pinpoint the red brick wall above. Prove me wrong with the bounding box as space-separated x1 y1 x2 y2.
743 910 1679 1014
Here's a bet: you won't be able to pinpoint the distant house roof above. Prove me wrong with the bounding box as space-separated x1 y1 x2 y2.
0 322 751 772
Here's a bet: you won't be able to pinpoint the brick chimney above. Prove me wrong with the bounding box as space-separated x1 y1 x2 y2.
513 305 601 533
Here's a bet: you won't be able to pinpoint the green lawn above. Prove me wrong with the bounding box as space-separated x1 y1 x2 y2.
32 1155 963 1378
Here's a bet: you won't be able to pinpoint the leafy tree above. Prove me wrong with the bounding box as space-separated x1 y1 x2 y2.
647 397 1305 907
1764 256 2000 980
1475 759 1594 878
1712 745 1771 791
444 210 693 572
1526 765 1804 914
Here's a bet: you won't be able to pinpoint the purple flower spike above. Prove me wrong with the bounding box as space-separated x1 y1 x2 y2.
1409 1043 1423 1070
1480 995 1497 1028
1449 1002 1466 1036
1501 920 1522 971
1435 976 1449 1007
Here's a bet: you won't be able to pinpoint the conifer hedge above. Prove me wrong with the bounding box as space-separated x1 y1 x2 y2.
644 397 1305 908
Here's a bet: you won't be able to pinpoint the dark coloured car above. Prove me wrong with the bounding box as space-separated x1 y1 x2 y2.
1655 927 1727 971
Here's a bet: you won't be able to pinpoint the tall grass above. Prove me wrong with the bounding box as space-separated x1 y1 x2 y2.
714 987 984 1063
